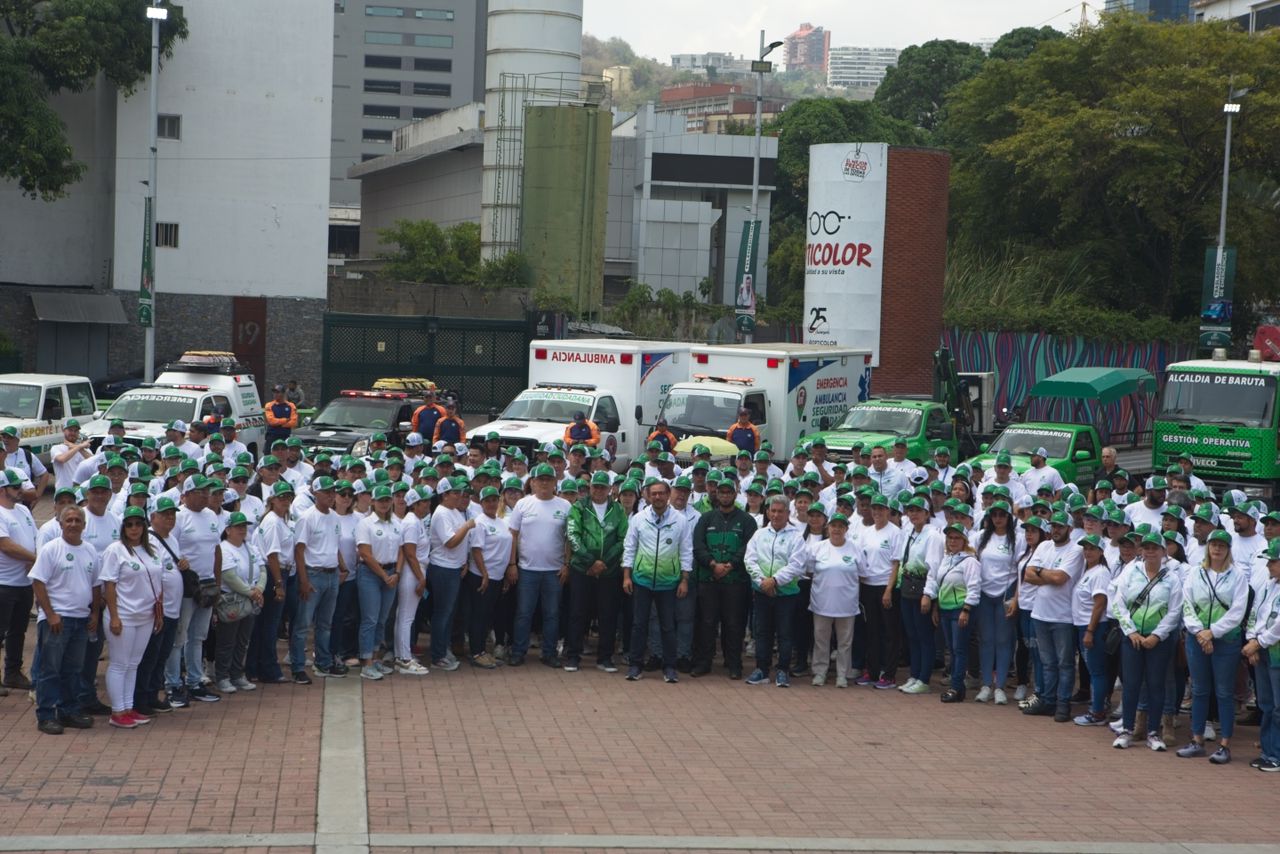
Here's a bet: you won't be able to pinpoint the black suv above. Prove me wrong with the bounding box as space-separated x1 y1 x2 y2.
292 389 426 458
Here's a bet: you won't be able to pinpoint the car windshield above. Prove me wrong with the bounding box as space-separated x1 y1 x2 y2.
1159 371 1276 428
310 398 401 429
987 428 1073 458
0 383 41 419
500 390 596 424
659 389 743 435
105 392 197 424
835 405 921 436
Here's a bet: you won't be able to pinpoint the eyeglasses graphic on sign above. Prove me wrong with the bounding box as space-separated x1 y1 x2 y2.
809 210 848 236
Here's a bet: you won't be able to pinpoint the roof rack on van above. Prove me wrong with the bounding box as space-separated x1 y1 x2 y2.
533 382 597 391
372 377 437 392
160 350 254 376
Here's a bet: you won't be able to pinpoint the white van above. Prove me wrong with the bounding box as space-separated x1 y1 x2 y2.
0 374 100 458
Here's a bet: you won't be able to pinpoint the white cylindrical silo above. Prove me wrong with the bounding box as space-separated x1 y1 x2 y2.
481 0 583 260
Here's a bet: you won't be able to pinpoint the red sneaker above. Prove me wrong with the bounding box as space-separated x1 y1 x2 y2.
127 710 153 725
109 713 138 729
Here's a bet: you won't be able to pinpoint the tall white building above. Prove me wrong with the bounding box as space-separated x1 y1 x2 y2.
1191 0 1280 29
826 46 901 91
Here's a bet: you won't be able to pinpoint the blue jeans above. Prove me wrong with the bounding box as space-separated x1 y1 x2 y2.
1019 609 1043 694
1255 660 1280 762
290 569 340 671
900 597 934 683
428 563 464 662
1186 634 1242 740
36 617 88 722
1077 622 1111 716
939 608 971 692
246 578 286 681
1034 619 1076 708
752 591 797 674
1120 634 1174 732
356 564 396 660
976 594 1014 688
513 569 562 660
136 615 178 707
630 584 676 668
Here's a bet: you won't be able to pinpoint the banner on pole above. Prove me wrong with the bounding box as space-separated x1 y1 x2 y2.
1198 246 1235 350
734 219 760 317
138 197 154 328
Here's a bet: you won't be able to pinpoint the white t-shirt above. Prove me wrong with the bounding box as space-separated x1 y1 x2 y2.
0 503 37 585
356 514 403 566
429 505 470 569
507 495 571 573
82 507 121 557
402 511 431 568
857 523 902 586
1029 539 1084 624
28 537 100 621
98 541 162 625
973 528 1027 598
294 506 342 569
218 540 261 592
336 512 360 577
254 512 296 576
794 538 865 618
49 443 89 490
1072 564 1111 627
151 530 185 619
1124 500 1166 531
38 516 63 548
176 507 222 579
1021 464 1064 497
470 513 513 580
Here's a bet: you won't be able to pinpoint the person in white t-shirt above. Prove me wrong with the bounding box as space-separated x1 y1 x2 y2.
0 468 39 691
1 426 48 506
427 477 474 671
99 506 164 728
390 488 431 676
354 485 403 681
508 463 572 667
30 505 101 733
1022 511 1085 720
165 477 223 704
246 481 295 684
466 486 514 669
49 419 93 491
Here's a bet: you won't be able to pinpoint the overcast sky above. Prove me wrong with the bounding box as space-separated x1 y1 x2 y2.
581 0 1097 58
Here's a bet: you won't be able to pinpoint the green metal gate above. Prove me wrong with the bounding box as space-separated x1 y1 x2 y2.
321 313 531 415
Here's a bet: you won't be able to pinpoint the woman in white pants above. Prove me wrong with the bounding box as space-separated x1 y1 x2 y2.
100 506 164 729
394 487 431 675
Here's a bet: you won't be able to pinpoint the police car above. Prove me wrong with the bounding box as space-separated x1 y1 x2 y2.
81 352 267 455
293 378 437 457
0 373 99 459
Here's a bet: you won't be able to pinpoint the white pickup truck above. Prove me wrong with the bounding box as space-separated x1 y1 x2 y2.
0 373 100 459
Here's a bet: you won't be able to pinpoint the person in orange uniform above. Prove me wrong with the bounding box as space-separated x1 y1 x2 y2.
264 384 298 446
726 408 760 455
432 400 467 446
647 418 678 454
564 411 600 448
411 390 447 439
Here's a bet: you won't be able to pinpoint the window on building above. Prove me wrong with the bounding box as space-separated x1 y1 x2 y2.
411 34 453 48
363 79 401 94
335 0 346 11
156 222 179 248
413 57 452 73
365 4 404 15
362 128 394 143
1256 6 1280 30
411 107 442 119
414 9 455 20
365 54 401 69
363 104 402 119
412 81 451 97
157 114 181 140
364 31 402 44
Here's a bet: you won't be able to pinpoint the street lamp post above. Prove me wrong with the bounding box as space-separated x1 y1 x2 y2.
739 32 783 344
141 2 168 383
1214 98 1242 279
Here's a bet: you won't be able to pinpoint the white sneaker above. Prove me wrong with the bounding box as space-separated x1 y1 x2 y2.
395 658 429 676
904 680 931 695
360 664 383 681
216 678 237 694
232 677 256 691
1147 732 1167 752
811 673 826 687
493 644 506 662
375 661 394 675
1109 718 1126 734
444 651 460 667
1113 730 1134 749
993 688 1008 706
975 686 993 703
1014 684 1028 701
1205 722 1217 741
835 676 849 688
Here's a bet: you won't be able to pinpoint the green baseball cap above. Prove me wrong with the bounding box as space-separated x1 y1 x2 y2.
312 476 336 492
226 511 249 527
1048 511 1071 527
1079 533 1104 550
152 496 178 513
944 522 969 537
530 463 555 479
1263 538 1280 561
272 481 295 496
870 493 889 508
1023 516 1049 533
371 485 393 500
1207 529 1232 544
589 471 611 486
87 474 111 491
128 482 149 496
618 479 640 495
502 477 524 492
479 486 500 500
122 505 147 522
995 450 1012 466
829 513 850 525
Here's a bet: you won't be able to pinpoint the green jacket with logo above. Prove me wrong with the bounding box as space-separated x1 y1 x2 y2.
692 507 758 584
566 497 628 577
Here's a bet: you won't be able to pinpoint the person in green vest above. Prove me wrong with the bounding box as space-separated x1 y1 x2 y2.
564 472 629 674
691 480 757 680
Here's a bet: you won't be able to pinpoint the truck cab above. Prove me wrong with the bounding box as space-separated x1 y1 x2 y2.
661 376 770 462
965 422 1104 492
0 373 99 459
807 397 957 464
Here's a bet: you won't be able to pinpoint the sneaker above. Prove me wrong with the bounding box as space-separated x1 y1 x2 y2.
745 669 768 685
1074 711 1109 727
993 688 1008 706
216 678 237 694
791 661 810 677
836 676 849 689
1021 697 1052 716
108 713 137 729
395 659 429 676
313 665 334 679
444 650 460 667
291 671 312 686
1209 746 1231 765
775 671 790 688
541 656 563 669
343 657 361 667
663 668 679 683
375 661 394 675
188 686 221 703
812 673 827 687
151 698 174 713
1014 684 1029 702
433 657 461 672
128 710 153 726
854 671 874 686
563 659 580 673
898 678 919 692
1259 759 1280 772
1109 718 1126 734
328 662 350 677
625 665 642 681
472 653 498 669
874 677 895 690
1204 722 1217 741
975 686 993 704
359 664 384 681
492 644 506 662
1249 756 1266 768
232 677 256 691
84 699 113 715
1147 733 1167 752
1112 730 1134 749
3 671 32 690
596 659 619 673
167 688 190 708
903 680 931 695
1177 742 1207 758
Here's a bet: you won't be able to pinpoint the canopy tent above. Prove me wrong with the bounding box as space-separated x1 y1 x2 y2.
1028 367 1157 406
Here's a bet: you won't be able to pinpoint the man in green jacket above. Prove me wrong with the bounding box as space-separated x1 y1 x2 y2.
691 480 758 679
564 471 629 673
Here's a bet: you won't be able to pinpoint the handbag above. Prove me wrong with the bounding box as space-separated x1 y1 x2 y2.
196 577 221 609
899 532 927 599
215 589 261 623
151 529 200 598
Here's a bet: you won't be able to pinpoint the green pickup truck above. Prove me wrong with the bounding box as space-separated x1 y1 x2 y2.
964 422 1104 491
808 398 959 464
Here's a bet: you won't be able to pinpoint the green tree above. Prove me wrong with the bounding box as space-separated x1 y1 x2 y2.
874 39 987 132
989 26 1064 62
1 0 188 199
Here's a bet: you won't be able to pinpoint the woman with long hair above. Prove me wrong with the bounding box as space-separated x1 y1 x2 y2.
213 512 265 695
1072 534 1112 726
99 506 164 728
394 487 431 675
355 485 405 680
972 500 1022 705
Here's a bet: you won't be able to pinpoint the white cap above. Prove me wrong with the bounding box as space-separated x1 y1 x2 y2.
168 419 188 433
1033 446 1048 458
1014 494 1033 510
454 442 468 455
352 479 370 496
432 440 448 452
907 466 928 485
405 432 424 447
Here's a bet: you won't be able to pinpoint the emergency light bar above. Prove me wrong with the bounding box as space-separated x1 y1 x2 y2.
340 390 408 399
692 374 755 385
533 382 597 391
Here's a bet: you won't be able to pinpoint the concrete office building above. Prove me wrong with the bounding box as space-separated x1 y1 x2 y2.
1104 0 1192 19
784 23 831 74
670 52 753 76
827 46 900 91
1191 0 1280 29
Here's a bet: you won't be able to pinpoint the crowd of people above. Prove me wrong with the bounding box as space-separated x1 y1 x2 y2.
0 414 1277 773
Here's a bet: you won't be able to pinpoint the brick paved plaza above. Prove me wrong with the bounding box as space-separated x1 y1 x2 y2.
0 639 1275 854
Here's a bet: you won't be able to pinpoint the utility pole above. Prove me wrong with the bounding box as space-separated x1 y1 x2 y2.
140 2 168 382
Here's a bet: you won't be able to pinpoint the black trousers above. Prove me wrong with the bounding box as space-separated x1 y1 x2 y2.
858 584 902 682
0 584 34 677
694 581 749 671
565 571 622 663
